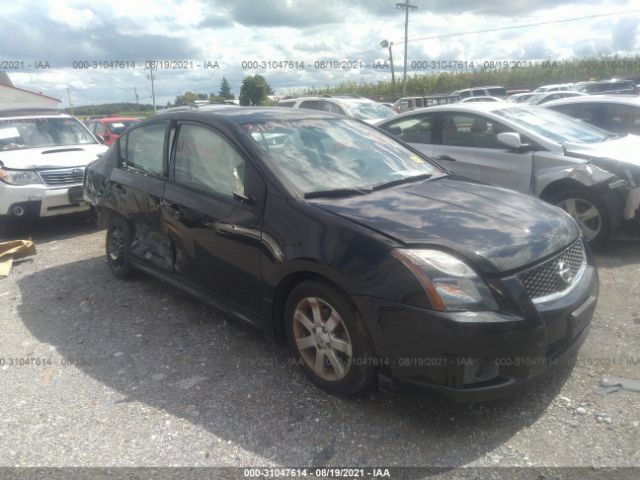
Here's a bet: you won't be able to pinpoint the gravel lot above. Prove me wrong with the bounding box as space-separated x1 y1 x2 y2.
0 217 639 473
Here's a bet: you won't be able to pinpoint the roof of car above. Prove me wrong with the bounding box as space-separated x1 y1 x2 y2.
92 117 141 122
542 94 640 107
148 106 338 124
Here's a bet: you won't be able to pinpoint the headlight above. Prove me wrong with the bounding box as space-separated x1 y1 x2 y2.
392 249 498 312
0 168 42 185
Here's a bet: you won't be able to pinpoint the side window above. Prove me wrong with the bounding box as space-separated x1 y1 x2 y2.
381 115 435 144
278 101 295 107
604 104 640 133
173 124 245 199
415 98 424 108
323 102 345 115
299 100 321 111
442 113 507 148
124 122 166 176
95 123 107 136
472 89 487 97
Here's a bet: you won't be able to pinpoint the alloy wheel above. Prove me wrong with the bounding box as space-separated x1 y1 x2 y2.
108 227 126 267
557 197 602 242
292 297 353 381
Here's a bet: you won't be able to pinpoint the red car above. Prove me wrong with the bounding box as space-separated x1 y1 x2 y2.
85 117 140 146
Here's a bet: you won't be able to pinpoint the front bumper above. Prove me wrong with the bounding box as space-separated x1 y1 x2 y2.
356 263 598 402
0 183 90 218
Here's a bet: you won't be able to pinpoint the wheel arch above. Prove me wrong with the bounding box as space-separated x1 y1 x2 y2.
270 270 352 344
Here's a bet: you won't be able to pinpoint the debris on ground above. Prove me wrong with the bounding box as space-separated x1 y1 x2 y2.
0 239 36 278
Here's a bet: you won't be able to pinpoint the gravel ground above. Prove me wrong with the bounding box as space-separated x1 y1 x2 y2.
0 217 639 472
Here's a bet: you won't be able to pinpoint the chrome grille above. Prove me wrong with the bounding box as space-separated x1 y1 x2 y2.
517 240 586 301
39 167 84 186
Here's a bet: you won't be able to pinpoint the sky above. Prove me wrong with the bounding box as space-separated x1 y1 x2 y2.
1 0 639 107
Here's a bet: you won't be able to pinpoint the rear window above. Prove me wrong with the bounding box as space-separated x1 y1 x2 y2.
106 120 139 134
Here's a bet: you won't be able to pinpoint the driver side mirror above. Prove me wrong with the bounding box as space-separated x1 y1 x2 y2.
497 132 528 150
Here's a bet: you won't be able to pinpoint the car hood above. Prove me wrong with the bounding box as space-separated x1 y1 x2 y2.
0 144 108 170
564 135 640 170
309 177 580 273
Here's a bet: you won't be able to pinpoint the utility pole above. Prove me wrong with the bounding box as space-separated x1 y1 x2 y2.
145 62 157 112
396 1 417 96
133 87 140 109
380 40 396 94
66 87 74 115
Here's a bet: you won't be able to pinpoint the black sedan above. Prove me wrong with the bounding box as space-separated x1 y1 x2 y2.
84 108 598 401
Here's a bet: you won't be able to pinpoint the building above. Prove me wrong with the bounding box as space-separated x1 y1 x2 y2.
0 72 61 109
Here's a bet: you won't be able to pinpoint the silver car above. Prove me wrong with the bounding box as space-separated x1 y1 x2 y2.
376 102 640 245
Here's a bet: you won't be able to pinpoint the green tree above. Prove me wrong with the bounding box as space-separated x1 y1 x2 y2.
239 75 273 106
218 77 234 99
174 91 207 105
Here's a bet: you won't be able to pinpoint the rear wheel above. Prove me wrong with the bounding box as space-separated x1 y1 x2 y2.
285 280 375 396
106 216 135 279
548 188 610 246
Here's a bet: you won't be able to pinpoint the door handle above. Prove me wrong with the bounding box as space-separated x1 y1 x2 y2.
435 154 456 162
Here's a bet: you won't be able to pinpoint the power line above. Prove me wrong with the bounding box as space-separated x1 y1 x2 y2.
404 9 640 44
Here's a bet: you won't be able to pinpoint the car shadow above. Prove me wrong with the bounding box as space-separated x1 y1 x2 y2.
16 257 571 468
593 234 640 269
0 214 101 243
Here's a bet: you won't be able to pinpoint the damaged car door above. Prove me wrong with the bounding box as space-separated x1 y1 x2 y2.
110 120 173 270
161 121 266 321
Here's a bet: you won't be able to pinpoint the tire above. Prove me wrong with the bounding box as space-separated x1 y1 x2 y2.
105 216 135 279
548 188 611 247
285 280 376 396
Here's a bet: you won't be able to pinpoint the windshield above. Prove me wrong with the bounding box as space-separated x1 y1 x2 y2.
493 106 612 144
0 117 97 151
345 102 395 121
242 118 442 195
106 120 139 134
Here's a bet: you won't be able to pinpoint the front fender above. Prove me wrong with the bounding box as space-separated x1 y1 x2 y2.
534 163 617 197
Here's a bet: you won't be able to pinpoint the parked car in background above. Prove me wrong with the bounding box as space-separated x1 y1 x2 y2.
459 96 502 103
391 96 425 113
451 86 507 99
85 117 140 146
506 89 530 96
533 83 574 93
84 107 597 400
423 94 459 107
377 102 640 245
156 103 237 115
508 93 536 103
525 91 586 105
0 108 107 236
544 95 640 136
279 95 395 124
573 80 638 95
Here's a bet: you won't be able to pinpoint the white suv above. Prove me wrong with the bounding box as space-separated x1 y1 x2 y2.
0 109 108 236
277 95 395 124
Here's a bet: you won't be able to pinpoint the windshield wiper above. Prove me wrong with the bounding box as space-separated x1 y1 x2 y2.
372 173 433 191
305 187 372 199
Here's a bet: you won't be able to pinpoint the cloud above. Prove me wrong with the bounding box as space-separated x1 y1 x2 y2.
612 17 639 51
2 0 640 105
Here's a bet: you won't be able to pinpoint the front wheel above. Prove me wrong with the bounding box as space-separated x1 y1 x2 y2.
285 280 376 396
549 188 611 246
